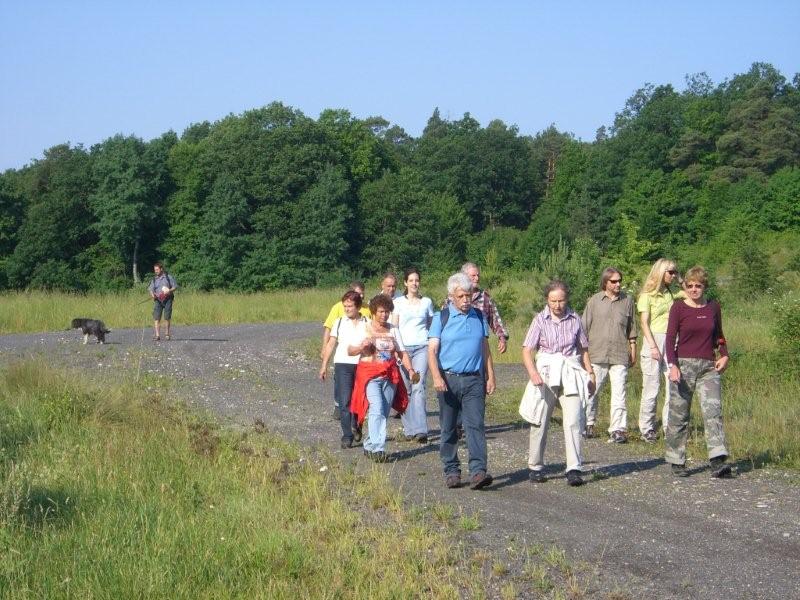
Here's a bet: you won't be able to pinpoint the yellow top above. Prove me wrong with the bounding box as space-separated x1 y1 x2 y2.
637 288 685 334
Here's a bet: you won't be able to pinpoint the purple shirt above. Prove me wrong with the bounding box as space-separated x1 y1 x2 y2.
523 306 588 356
665 300 728 364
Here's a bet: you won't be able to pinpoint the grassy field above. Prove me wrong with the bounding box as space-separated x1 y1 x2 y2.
2 282 798 472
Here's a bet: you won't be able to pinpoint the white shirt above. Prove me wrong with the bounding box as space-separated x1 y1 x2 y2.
331 316 368 364
393 296 434 346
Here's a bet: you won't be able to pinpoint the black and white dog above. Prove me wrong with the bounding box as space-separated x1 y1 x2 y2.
70 318 111 344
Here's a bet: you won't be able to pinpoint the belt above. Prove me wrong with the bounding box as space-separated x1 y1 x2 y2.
444 370 481 377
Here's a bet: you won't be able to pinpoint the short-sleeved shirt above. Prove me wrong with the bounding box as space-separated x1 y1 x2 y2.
581 291 638 365
393 296 434 346
323 301 370 329
522 306 588 357
428 305 489 373
331 316 368 364
637 288 685 334
149 273 177 295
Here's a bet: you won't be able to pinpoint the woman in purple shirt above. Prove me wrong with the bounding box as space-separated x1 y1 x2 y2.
522 280 595 487
665 266 732 478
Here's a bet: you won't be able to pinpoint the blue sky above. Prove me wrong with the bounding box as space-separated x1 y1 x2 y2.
1 1 798 171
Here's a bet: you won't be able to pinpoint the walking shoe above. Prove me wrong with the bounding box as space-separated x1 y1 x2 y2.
529 470 547 483
469 471 493 490
371 451 388 463
352 423 362 443
642 430 658 444
710 456 733 478
414 434 428 444
584 424 597 439
565 470 584 487
332 406 341 421
445 473 461 489
671 463 689 477
340 438 353 449
610 430 628 444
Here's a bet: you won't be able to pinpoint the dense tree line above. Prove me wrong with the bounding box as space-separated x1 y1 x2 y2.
1 63 798 292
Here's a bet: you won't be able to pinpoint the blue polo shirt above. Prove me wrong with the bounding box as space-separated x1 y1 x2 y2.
428 305 489 373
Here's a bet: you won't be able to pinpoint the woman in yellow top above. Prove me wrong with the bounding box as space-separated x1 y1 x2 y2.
637 259 684 442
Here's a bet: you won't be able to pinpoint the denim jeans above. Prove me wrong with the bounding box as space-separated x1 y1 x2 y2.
364 377 396 453
438 373 487 477
399 344 429 437
333 363 357 442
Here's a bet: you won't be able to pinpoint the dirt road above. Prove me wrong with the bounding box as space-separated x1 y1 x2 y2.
1 323 798 599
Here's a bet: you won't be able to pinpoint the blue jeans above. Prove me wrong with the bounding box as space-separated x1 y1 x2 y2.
438 373 487 477
399 344 429 436
364 378 396 452
333 363 357 442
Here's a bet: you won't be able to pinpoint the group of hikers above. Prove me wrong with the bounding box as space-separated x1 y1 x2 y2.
318 259 733 490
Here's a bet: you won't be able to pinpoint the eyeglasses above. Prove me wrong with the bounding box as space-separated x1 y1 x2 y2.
608 279 622 284
686 283 704 289
666 270 677 275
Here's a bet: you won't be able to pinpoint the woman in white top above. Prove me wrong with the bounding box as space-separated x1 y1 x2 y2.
319 290 368 449
392 268 434 443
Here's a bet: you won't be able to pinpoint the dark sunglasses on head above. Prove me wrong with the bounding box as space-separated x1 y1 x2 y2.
666 270 677 275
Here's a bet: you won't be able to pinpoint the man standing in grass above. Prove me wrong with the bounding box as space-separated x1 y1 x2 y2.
149 262 177 342
581 268 638 442
321 281 369 420
428 272 496 490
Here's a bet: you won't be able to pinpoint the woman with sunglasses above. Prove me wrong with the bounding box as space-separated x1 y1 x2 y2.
664 266 732 478
636 259 684 443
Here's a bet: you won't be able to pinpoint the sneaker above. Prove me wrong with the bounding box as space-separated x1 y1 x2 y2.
671 463 689 477
340 438 353 449
710 456 733 478
332 406 341 421
529 470 547 483
642 430 658 444
414 434 428 444
565 470 584 487
610 430 628 444
469 471 493 490
445 473 461 489
584 424 597 439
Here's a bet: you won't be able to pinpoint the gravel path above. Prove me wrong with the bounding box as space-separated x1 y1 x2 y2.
2 323 798 599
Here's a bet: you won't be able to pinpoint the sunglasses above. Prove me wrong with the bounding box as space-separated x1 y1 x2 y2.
686 283 704 289
666 270 677 275
608 278 622 284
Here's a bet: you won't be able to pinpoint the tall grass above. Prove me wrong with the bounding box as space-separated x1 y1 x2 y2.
0 361 467 598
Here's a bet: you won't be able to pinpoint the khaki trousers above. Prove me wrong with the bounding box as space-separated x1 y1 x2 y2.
528 385 583 473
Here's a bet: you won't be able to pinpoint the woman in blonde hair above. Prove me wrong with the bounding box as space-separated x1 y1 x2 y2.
636 259 684 442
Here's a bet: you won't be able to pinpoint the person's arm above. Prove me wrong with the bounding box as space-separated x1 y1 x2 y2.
522 345 543 386
666 303 681 382
482 337 496 394
319 336 337 380
639 311 660 361
713 302 729 373
167 275 177 293
627 299 638 367
321 327 331 359
579 345 596 395
428 339 447 391
484 293 509 353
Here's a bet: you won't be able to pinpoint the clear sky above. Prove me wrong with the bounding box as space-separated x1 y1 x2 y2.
1 1 798 171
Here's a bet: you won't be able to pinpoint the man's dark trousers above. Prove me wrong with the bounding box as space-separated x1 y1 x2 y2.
438 372 487 477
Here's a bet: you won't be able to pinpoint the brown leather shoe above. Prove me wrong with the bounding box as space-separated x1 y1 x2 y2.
445 474 461 489
469 471 493 490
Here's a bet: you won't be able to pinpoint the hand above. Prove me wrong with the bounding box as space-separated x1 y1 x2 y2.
669 364 681 383
433 376 448 392
714 356 729 373
486 375 496 395
497 337 507 354
629 348 637 368
318 367 327 380
588 379 596 395
529 371 544 386
649 346 662 362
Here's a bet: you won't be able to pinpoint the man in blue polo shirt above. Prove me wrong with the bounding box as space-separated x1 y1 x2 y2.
428 272 496 490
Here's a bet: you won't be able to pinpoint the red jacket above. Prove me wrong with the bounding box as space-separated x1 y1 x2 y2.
350 360 409 425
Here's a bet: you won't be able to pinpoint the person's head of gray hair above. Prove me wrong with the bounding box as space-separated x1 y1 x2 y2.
447 272 473 297
460 262 478 274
